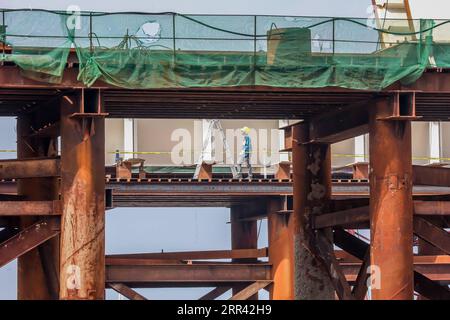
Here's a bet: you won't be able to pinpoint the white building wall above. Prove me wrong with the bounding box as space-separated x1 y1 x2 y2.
105 119 124 165
105 118 450 170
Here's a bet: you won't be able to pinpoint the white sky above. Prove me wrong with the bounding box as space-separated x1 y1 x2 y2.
2 0 450 19
0 0 372 16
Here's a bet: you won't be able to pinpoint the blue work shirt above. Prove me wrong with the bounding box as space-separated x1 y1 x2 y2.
243 135 252 157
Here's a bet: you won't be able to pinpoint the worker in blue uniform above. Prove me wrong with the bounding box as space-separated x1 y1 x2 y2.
237 126 253 180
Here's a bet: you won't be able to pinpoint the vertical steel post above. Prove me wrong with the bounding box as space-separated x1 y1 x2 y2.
267 197 294 299
17 114 59 300
59 93 105 300
369 97 414 300
292 123 335 300
230 204 258 300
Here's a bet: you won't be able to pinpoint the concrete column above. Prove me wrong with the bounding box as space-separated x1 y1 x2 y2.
267 197 294 299
17 114 60 300
369 98 414 300
123 118 134 159
230 204 258 299
429 122 441 164
292 123 335 300
59 93 105 299
354 134 367 163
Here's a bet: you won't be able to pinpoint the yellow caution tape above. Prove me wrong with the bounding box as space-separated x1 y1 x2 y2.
108 150 450 162
1 148 449 162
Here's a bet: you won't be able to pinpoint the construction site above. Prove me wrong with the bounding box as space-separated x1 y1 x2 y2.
0 0 450 301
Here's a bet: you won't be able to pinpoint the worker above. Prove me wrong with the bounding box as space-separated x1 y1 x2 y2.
115 149 121 163
237 126 253 179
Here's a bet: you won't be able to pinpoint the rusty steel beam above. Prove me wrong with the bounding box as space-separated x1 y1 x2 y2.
414 217 450 255
369 97 414 300
0 217 13 228
108 283 147 300
292 123 335 300
106 263 271 285
413 165 450 187
413 271 450 300
16 113 60 300
107 248 267 261
415 201 450 216
0 201 61 216
315 230 353 300
231 204 259 300
0 194 25 201
0 217 60 269
417 217 447 302
59 92 106 300
313 206 369 229
334 228 450 299
0 158 60 179
342 263 450 285
351 249 370 300
231 206 259 264
308 103 369 144
199 287 231 300
38 241 60 300
314 201 450 229
341 162 450 188
333 228 368 260
267 198 294 300
229 281 272 300
4 179 450 208
404 71 450 93
0 227 19 243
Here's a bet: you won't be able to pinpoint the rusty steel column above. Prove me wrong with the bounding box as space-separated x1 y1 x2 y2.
369 97 414 300
59 93 105 300
230 204 258 299
292 123 335 300
17 114 59 300
267 197 294 299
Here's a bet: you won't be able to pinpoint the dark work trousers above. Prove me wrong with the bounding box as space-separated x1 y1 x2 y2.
237 153 252 179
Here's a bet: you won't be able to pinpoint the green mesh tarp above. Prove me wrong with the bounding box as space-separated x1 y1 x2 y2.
1 9 450 90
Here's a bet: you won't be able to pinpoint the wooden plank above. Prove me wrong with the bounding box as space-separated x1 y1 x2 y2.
107 248 268 261
199 287 231 300
109 283 147 300
0 158 60 179
0 200 61 216
316 230 354 300
414 217 450 255
229 281 272 300
0 217 60 268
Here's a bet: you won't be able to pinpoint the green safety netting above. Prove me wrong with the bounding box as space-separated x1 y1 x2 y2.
1 9 450 90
